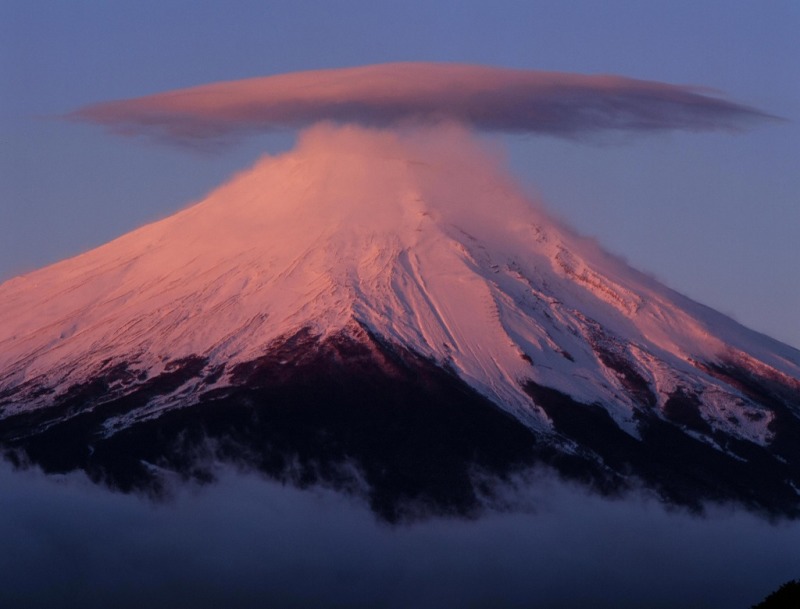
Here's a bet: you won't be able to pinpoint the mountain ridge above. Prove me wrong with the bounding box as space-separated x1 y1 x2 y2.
1 124 799 518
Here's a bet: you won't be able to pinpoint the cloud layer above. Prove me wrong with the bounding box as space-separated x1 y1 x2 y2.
70 63 774 146
2 462 798 609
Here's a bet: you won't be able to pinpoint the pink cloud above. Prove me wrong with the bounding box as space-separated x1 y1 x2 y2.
69 63 776 147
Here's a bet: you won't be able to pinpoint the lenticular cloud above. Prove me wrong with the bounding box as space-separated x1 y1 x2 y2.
69 62 773 147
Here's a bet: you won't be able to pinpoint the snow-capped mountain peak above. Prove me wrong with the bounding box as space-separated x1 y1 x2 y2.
1 124 799 519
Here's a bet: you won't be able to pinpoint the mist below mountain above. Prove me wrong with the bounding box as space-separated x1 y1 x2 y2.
1 460 797 609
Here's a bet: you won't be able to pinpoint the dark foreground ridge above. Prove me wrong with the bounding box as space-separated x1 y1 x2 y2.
751 579 800 609
2 325 800 521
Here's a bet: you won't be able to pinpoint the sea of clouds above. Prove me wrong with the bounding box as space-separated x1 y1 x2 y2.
1 460 797 609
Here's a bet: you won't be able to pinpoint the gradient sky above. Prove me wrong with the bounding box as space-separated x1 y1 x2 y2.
1 1 798 348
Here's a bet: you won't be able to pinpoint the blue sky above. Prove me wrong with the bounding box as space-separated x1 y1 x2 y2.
1 0 798 348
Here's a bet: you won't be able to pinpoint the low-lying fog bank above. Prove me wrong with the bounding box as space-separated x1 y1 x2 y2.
1 461 797 609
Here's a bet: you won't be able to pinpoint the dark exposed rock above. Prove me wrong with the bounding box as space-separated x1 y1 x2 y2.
524 380 800 518
2 328 799 521
1 328 541 521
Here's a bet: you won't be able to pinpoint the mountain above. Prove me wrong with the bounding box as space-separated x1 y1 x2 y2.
2 125 799 521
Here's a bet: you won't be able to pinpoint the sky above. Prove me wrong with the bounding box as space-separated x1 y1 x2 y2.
1 1 798 348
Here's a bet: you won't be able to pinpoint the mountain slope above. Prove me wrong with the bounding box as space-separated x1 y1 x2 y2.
1 125 799 518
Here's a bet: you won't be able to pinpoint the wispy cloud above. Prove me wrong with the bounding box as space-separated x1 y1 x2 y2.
68 63 776 147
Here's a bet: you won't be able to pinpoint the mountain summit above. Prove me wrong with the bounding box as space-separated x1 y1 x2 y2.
2 125 799 520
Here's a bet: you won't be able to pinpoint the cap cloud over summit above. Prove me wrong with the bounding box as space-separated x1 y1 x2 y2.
69 63 775 147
